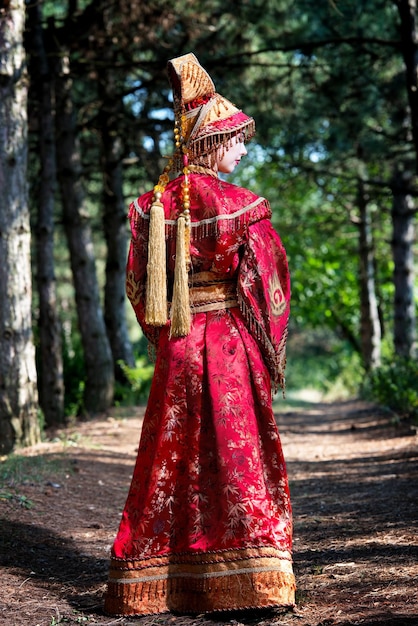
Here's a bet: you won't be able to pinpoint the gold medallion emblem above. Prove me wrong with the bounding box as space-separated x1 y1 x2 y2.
268 272 286 316
126 270 141 306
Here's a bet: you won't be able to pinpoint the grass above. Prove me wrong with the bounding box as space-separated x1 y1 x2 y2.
0 452 69 486
0 452 72 508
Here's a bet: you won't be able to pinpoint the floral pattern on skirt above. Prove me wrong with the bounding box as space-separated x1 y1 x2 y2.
105 308 295 615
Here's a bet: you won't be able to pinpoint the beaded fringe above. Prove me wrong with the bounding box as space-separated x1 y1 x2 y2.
237 292 288 394
173 121 255 172
132 196 269 243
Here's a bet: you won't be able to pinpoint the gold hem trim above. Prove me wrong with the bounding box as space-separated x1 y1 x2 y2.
104 547 295 616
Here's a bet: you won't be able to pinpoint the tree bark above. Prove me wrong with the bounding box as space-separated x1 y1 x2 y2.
54 52 114 414
393 0 418 358
26 2 65 426
357 178 381 370
0 0 40 453
394 0 418 173
99 69 135 379
391 169 416 357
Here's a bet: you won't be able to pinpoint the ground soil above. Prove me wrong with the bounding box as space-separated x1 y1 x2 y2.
1 399 417 626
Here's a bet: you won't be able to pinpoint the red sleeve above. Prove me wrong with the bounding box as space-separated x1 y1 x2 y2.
237 218 291 393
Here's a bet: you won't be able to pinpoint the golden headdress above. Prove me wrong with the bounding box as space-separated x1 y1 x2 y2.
168 53 255 169
145 53 255 338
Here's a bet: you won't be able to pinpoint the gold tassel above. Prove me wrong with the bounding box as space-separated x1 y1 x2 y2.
145 192 167 326
170 213 191 337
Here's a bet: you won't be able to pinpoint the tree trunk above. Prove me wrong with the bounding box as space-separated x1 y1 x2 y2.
394 0 418 173
26 2 65 426
357 178 381 370
391 169 416 357
0 0 40 453
54 52 114 414
99 70 135 379
393 0 418 359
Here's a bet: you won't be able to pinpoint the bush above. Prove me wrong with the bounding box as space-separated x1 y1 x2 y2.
363 356 418 421
114 357 154 406
286 328 364 399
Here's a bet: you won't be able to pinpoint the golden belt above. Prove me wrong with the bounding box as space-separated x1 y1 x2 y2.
170 271 238 314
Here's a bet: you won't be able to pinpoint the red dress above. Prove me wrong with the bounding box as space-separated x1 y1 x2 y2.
104 173 295 616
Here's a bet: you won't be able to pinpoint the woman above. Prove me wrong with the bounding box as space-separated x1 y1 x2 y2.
104 53 295 616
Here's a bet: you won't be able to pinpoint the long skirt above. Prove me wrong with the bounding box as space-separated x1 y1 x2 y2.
104 308 295 616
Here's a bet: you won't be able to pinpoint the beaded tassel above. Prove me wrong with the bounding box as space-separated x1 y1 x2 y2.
170 135 191 337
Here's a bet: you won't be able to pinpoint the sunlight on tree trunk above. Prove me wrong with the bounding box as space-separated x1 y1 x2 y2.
357 178 381 370
0 0 40 453
26 0 65 426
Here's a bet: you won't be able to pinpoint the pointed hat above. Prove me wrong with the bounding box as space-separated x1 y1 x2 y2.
167 53 255 164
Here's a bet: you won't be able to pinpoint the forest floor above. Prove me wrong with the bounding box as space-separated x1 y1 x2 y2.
1 398 417 626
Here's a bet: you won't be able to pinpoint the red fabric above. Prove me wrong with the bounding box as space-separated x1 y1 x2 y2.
112 310 292 557
126 174 290 388
109 173 293 612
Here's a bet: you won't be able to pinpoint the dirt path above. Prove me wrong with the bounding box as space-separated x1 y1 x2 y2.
1 400 417 626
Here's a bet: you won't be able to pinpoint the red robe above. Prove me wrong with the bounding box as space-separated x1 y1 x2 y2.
104 173 295 616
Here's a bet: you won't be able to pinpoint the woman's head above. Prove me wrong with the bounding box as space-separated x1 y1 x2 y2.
167 53 254 171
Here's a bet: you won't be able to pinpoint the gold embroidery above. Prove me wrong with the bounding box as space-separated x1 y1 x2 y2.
268 272 286 317
189 280 237 312
126 270 141 307
105 547 295 616
166 272 239 314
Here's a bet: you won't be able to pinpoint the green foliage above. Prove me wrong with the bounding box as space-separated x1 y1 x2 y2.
114 357 154 406
26 0 416 426
286 328 364 398
0 492 33 509
237 152 363 349
363 356 418 422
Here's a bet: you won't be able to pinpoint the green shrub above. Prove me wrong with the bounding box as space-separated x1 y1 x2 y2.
363 356 418 421
114 357 154 406
286 329 363 399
